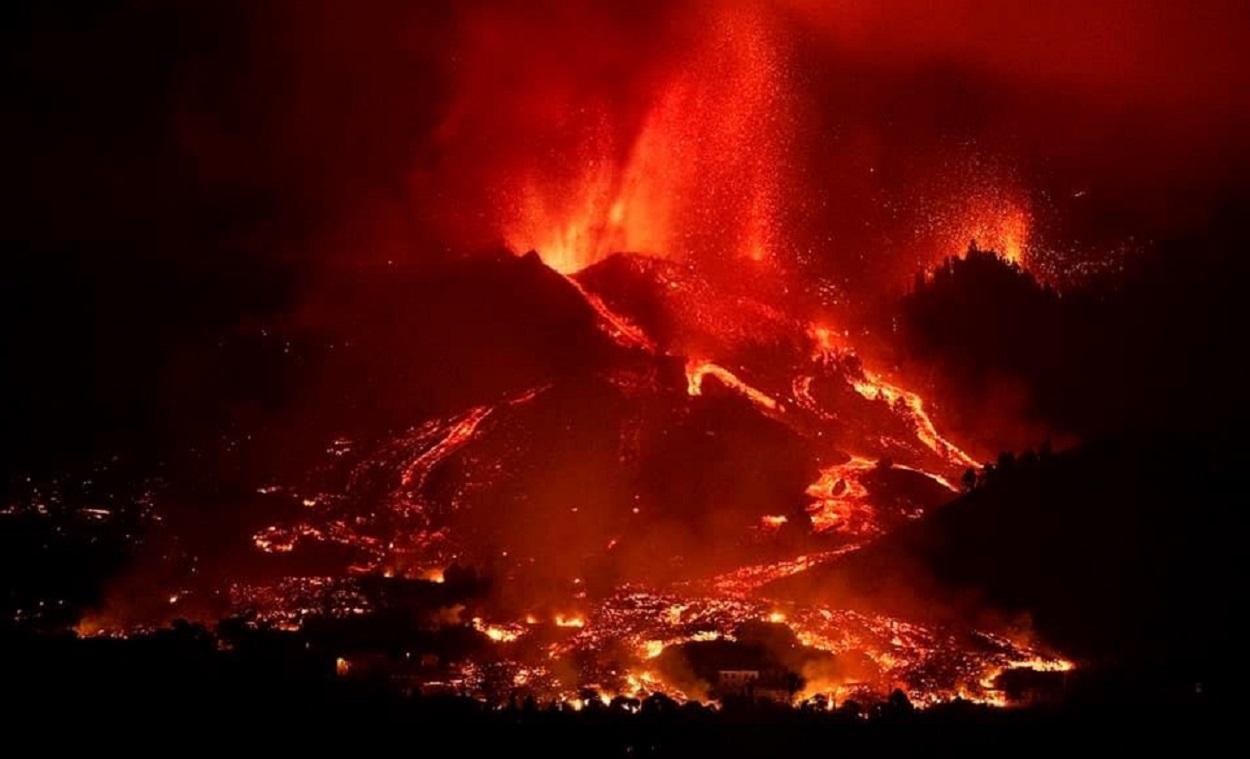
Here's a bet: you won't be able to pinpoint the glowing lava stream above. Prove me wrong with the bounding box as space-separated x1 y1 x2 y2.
237 269 1047 707
399 405 494 491
809 325 977 470
685 359 782 412
251 385 551 571
702 545 864 597
792 374 835 421
563 273 656 352
849 371 976 469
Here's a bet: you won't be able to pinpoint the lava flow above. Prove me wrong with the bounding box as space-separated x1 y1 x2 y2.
58 0 1088 712
685 360 782 414
137 251 1069 711
68 236 1077 709
11 0 1250 736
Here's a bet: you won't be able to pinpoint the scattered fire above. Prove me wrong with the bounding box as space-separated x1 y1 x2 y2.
419 568 446 584
477 589 1070 707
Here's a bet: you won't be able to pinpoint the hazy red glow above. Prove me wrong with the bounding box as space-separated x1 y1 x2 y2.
50 0 1250 711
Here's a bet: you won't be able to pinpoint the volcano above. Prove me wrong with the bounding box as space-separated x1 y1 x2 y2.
6 2 1246 742
53 246 1067 707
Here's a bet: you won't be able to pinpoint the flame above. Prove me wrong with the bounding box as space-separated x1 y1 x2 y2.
940 191 1032 268
759 514 789 530
473 617 522 643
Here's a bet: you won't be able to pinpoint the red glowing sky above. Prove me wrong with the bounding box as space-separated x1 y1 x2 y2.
11 1 1250 300
400 0 1250 295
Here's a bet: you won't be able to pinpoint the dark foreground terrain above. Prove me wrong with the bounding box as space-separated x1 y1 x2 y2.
4 626 1234 755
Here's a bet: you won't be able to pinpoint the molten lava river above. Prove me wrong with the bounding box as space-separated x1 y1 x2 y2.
73 247 1072 712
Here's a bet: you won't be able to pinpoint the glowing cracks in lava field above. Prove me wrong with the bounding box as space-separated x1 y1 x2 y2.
213 258 1051 710
496 589 1073 708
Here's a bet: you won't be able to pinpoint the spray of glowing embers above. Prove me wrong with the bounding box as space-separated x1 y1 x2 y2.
500 4 789 273
216 277 1072 709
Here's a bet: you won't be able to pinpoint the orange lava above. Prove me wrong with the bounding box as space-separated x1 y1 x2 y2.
809 324 977 470
563 273 656 351
685 359 782 413
805 456 880 535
